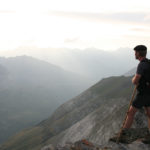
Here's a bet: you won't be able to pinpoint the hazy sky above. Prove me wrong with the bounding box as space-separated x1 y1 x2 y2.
0 0 150 52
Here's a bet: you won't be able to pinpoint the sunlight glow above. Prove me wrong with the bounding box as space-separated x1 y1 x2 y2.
0 0 150 52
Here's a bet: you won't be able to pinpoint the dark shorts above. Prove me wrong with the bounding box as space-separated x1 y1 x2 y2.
132 93 150 109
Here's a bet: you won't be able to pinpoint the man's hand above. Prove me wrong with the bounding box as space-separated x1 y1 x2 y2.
132 74 141 85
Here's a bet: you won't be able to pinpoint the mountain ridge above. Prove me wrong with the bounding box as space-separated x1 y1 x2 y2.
2 75 147 150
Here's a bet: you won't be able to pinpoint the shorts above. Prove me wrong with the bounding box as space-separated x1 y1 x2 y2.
132 93 150 109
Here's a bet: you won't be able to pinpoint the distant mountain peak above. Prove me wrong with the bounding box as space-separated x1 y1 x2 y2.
124 67 136 77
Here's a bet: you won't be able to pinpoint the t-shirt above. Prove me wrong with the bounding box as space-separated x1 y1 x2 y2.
136 58 150 94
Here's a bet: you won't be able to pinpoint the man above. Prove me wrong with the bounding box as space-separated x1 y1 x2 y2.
122 45 150 142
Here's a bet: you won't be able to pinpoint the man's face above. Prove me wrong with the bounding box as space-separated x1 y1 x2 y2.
134 51 140 59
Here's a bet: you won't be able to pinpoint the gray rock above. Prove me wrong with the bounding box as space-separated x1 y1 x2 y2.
41 144 55 150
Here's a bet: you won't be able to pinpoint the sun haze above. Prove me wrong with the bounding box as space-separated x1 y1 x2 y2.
0 0 150 52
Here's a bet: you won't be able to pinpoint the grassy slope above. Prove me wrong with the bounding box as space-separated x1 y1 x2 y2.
0 75 134 150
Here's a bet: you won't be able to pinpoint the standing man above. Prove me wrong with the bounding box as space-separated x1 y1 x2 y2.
123 45 150 134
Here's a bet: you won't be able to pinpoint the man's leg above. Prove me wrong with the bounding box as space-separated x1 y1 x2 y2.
123 106 138 129
144 107 150 130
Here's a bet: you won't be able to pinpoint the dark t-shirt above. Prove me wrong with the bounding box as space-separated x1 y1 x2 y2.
136 58 150 94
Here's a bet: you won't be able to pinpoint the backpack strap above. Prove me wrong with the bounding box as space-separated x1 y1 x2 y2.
144 59 150 86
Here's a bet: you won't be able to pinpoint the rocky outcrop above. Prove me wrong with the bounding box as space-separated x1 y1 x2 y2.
41 136 150 150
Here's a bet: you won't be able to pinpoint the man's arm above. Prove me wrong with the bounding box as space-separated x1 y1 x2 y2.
132 74 141 85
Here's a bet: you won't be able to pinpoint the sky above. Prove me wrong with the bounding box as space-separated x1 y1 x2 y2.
0 0 150 54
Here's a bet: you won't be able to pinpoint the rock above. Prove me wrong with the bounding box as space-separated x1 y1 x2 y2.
128 140 150 150
41 129 150 150
41 144 55 150
109 127 149 144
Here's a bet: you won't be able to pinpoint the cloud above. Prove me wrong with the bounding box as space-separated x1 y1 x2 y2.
0 10 16 13
47 10 150 25
122 34 150 39
130 28 150 33
64 37 80 43
144 14 150 21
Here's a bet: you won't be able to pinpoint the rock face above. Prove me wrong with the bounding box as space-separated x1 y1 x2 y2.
109 128 150 144
41 137 150 150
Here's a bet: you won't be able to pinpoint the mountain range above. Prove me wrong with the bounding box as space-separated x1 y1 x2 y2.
0 47 145 82
0 47 149 149
1 75 148 150
0 55 93 144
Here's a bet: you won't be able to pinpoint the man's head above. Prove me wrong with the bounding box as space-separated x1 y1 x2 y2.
133 45 147 60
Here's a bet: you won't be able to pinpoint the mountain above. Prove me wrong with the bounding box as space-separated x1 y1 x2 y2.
124 67 136 77
1 75 147 150
0 47 142 82
0 55 93 144
0 64 10 90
